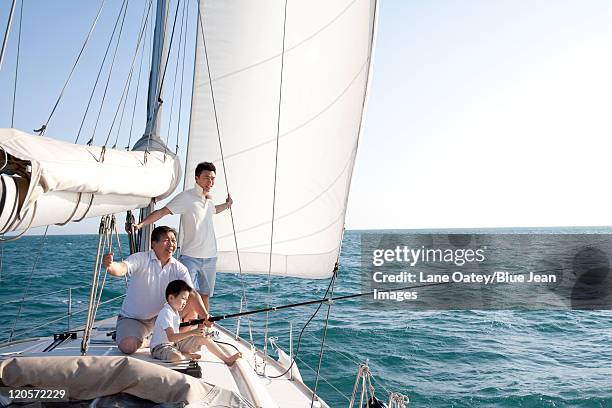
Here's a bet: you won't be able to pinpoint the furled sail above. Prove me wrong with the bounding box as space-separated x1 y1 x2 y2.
0 128 181 233
184 0 377 278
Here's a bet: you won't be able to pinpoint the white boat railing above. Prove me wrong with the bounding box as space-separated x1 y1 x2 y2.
1 285 125 344
301 330 409 407
0 285 90 306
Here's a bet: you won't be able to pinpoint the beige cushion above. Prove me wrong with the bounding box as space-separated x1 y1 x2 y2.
0 356 251 407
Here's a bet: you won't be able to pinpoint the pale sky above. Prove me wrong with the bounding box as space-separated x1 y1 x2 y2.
2 1 612 234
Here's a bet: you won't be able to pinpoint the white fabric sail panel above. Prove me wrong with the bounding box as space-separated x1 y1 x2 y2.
0 128 181 218
186 0 376 278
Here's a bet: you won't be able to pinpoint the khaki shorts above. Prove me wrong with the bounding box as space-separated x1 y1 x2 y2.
150 336 202 360
115 315 156 348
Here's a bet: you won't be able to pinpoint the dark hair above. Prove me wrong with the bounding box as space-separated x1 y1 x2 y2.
195 162 216 177
165 279 193 300
151 225 177 243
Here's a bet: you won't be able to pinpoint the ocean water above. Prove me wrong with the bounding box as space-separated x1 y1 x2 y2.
0 229 611 407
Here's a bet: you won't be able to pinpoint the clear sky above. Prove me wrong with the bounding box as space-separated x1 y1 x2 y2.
2 0 612 234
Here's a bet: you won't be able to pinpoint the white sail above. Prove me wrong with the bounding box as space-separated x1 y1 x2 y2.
0 128 181 233
184 0 377 279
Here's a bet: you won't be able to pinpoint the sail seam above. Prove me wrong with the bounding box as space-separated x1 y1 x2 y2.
199 0 360 86
264 0 289 365
196 1 254 344
216 144 357 240
207 59 369 164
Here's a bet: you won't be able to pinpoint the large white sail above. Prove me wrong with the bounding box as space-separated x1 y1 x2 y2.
185 0 377 278
0 128 181 233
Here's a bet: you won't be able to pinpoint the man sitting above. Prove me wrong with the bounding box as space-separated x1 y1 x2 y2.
102 226 209 354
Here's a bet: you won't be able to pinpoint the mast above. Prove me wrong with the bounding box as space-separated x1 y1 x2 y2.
132 0 172 251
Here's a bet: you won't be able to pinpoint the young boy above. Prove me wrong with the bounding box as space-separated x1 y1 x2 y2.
150 279 241 364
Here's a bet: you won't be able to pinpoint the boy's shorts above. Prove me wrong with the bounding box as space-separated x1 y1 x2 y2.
150 336 202 360
178 255 217 296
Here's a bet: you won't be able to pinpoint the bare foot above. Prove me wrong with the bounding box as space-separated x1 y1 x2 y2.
186 352 201 360
224 352 242 366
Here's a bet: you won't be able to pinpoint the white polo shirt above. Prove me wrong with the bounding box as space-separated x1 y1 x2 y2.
119 250 194 320
166 184 217 258
150 302 179 349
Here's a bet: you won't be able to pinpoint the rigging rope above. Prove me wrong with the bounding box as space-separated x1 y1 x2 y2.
92 216 115 323
174 1 189 155
87 0 129 148
81 216 111 354
110 0 153 149
266 277 335 380
144 0 182 157
7 225 49 342
126 1 152 150
0 0 17 74
10 0 23 127
263 0 289 368
155 0 181 112
196 3 254 345
310 273 337 407
36 0 106 136
74 0 128 145
112 215 129 288
105 0 155 149
295 355 352 404
163 0 188 159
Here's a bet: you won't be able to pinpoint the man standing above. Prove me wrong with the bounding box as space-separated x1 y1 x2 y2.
103 225 209 354
134 162 231 313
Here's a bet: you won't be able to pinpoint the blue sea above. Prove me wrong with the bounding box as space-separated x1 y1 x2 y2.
0 229 611 407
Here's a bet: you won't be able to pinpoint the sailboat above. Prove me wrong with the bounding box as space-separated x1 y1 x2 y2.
0 0 404 406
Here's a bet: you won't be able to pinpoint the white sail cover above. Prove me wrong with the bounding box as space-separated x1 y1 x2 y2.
185 0 377 278
0 128 181 231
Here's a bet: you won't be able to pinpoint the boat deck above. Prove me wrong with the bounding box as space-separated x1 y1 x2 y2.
0 317 328 408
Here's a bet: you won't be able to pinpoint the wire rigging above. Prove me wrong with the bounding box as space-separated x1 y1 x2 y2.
87 0 130 147
174 1 189 154
126 1 152 150
155 0 182 111
264 0 289 364
10 0 23 128
196 3 254 344
110 1 154 149
74 0 127 144
144 0 182 156
106 0 155 149
36 0 107 136
8 226 49 342
163 0 188 158
0 0 17 74
311 273 337 407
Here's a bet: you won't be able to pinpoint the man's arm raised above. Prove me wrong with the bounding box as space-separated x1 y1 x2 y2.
133 207 172 230
215 195 233 214
102 253 129 277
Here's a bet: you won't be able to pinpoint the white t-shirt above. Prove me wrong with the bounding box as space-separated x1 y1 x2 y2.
150 302 179 349
166 184 217 258
119 250 194 320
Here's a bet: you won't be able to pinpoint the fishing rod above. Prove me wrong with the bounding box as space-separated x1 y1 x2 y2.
180 268 548 327
180 280 455 327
